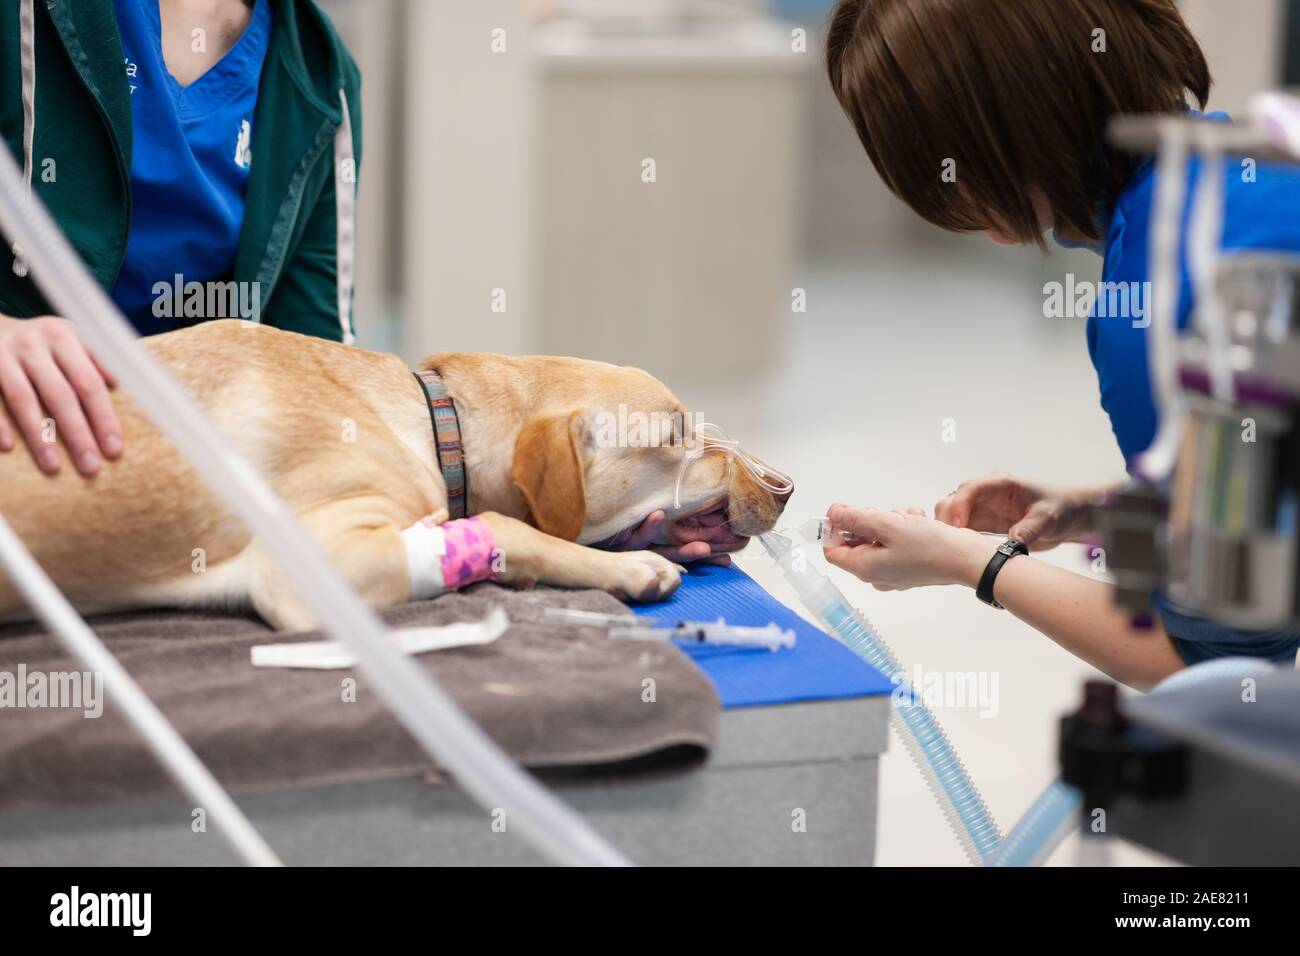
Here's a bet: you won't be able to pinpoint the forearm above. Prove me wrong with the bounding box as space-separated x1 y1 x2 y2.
825 505 1189 689
954 541 1185 690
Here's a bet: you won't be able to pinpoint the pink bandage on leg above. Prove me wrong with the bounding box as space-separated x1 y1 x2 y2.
401 515 500 599
438 516 499 589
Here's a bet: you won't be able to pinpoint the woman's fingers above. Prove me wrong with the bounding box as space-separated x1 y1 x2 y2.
1010 499 1066 548
824 505 901 585
824 538 872 568
0 350 60 472
669 521 748 550
938 476 1001 528
0 316 120 475
52 333 122 460
823 535 896 588
649 540 722 564
934 491 970 528
0 399 12 452
1008 521 1040 547
614 510 665 552
663 540 712 561
86 346 117 390
824 502 993 591
610 511 748 565
18 349 102 475
827 503 896 545
651 512 749 564
1009 509 1047 546
937 473 1024 531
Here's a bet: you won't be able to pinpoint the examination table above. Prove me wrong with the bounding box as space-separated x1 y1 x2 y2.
0 565 891 866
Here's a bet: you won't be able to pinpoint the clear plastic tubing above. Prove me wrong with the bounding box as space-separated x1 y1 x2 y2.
1134 122 1194 482
987 656 1277 867
985 780 1080 868
765 529 1282 867
759 532 1001 865
0 144 627 867
0 514 281 866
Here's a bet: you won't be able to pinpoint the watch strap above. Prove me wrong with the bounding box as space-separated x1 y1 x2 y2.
977 538 1029 609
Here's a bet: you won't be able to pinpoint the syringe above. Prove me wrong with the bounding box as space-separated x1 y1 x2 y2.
799 516 861 544
544 607 796 652
543 607 631 627
609 618 795 652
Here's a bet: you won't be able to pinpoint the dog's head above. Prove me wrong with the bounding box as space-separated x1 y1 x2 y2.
426 354 792 546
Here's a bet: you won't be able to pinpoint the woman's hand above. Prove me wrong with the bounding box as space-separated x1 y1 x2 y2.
933 473 1106 550
609 509 747 566
824 504 1186 688
0 315 122 476
823 503 997 591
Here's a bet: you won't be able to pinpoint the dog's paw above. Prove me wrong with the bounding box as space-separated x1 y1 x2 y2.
601 550 681 604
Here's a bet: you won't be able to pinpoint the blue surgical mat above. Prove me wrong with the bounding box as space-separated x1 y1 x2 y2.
636 563 893 708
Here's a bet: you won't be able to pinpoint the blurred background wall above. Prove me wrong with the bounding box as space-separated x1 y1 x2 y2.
318 0 1297 865
320 0 1297 370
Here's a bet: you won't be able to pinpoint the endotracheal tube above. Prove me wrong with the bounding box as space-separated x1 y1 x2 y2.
761 530 1283 867
758 531 1002 865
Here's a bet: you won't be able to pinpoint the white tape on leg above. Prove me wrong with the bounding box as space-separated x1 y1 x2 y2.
401 518 448 600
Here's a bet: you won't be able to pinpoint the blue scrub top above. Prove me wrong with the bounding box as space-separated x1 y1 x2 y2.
110 0 273 335
1086 111 1300 665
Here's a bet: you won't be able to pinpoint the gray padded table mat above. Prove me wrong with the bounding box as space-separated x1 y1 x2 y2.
0 584 718 812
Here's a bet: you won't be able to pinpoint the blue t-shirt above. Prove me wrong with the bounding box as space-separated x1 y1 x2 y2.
110 0 273 334
1086 111 1300 665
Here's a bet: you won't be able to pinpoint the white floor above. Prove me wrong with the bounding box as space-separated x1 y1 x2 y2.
682 245 1175 866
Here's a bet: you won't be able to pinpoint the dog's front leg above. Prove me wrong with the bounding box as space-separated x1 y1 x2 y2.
475 512 681 603
247 519 413 631
249 509 682 630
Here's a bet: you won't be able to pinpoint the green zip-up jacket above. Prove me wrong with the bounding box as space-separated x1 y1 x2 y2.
0 0 362 342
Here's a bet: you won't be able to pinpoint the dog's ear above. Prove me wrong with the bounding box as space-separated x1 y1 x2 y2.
511 410 591 541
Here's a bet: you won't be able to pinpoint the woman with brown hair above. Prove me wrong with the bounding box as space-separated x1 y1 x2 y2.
819 0 1300 687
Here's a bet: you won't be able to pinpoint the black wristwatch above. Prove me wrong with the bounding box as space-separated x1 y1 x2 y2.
976 538 1029 609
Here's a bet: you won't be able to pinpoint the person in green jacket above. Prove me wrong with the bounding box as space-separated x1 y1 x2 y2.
0 0 362 477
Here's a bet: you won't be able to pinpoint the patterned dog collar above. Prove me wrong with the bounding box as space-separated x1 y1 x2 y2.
413 369 468 520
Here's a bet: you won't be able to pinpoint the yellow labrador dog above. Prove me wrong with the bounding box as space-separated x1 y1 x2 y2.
0 321 791 630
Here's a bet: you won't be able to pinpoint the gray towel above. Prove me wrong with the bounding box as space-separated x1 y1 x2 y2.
0 584 718 811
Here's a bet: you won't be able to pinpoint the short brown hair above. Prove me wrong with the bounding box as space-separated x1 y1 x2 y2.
826 0 1211 244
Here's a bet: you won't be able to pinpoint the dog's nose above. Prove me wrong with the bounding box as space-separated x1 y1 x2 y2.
775 484 793 506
